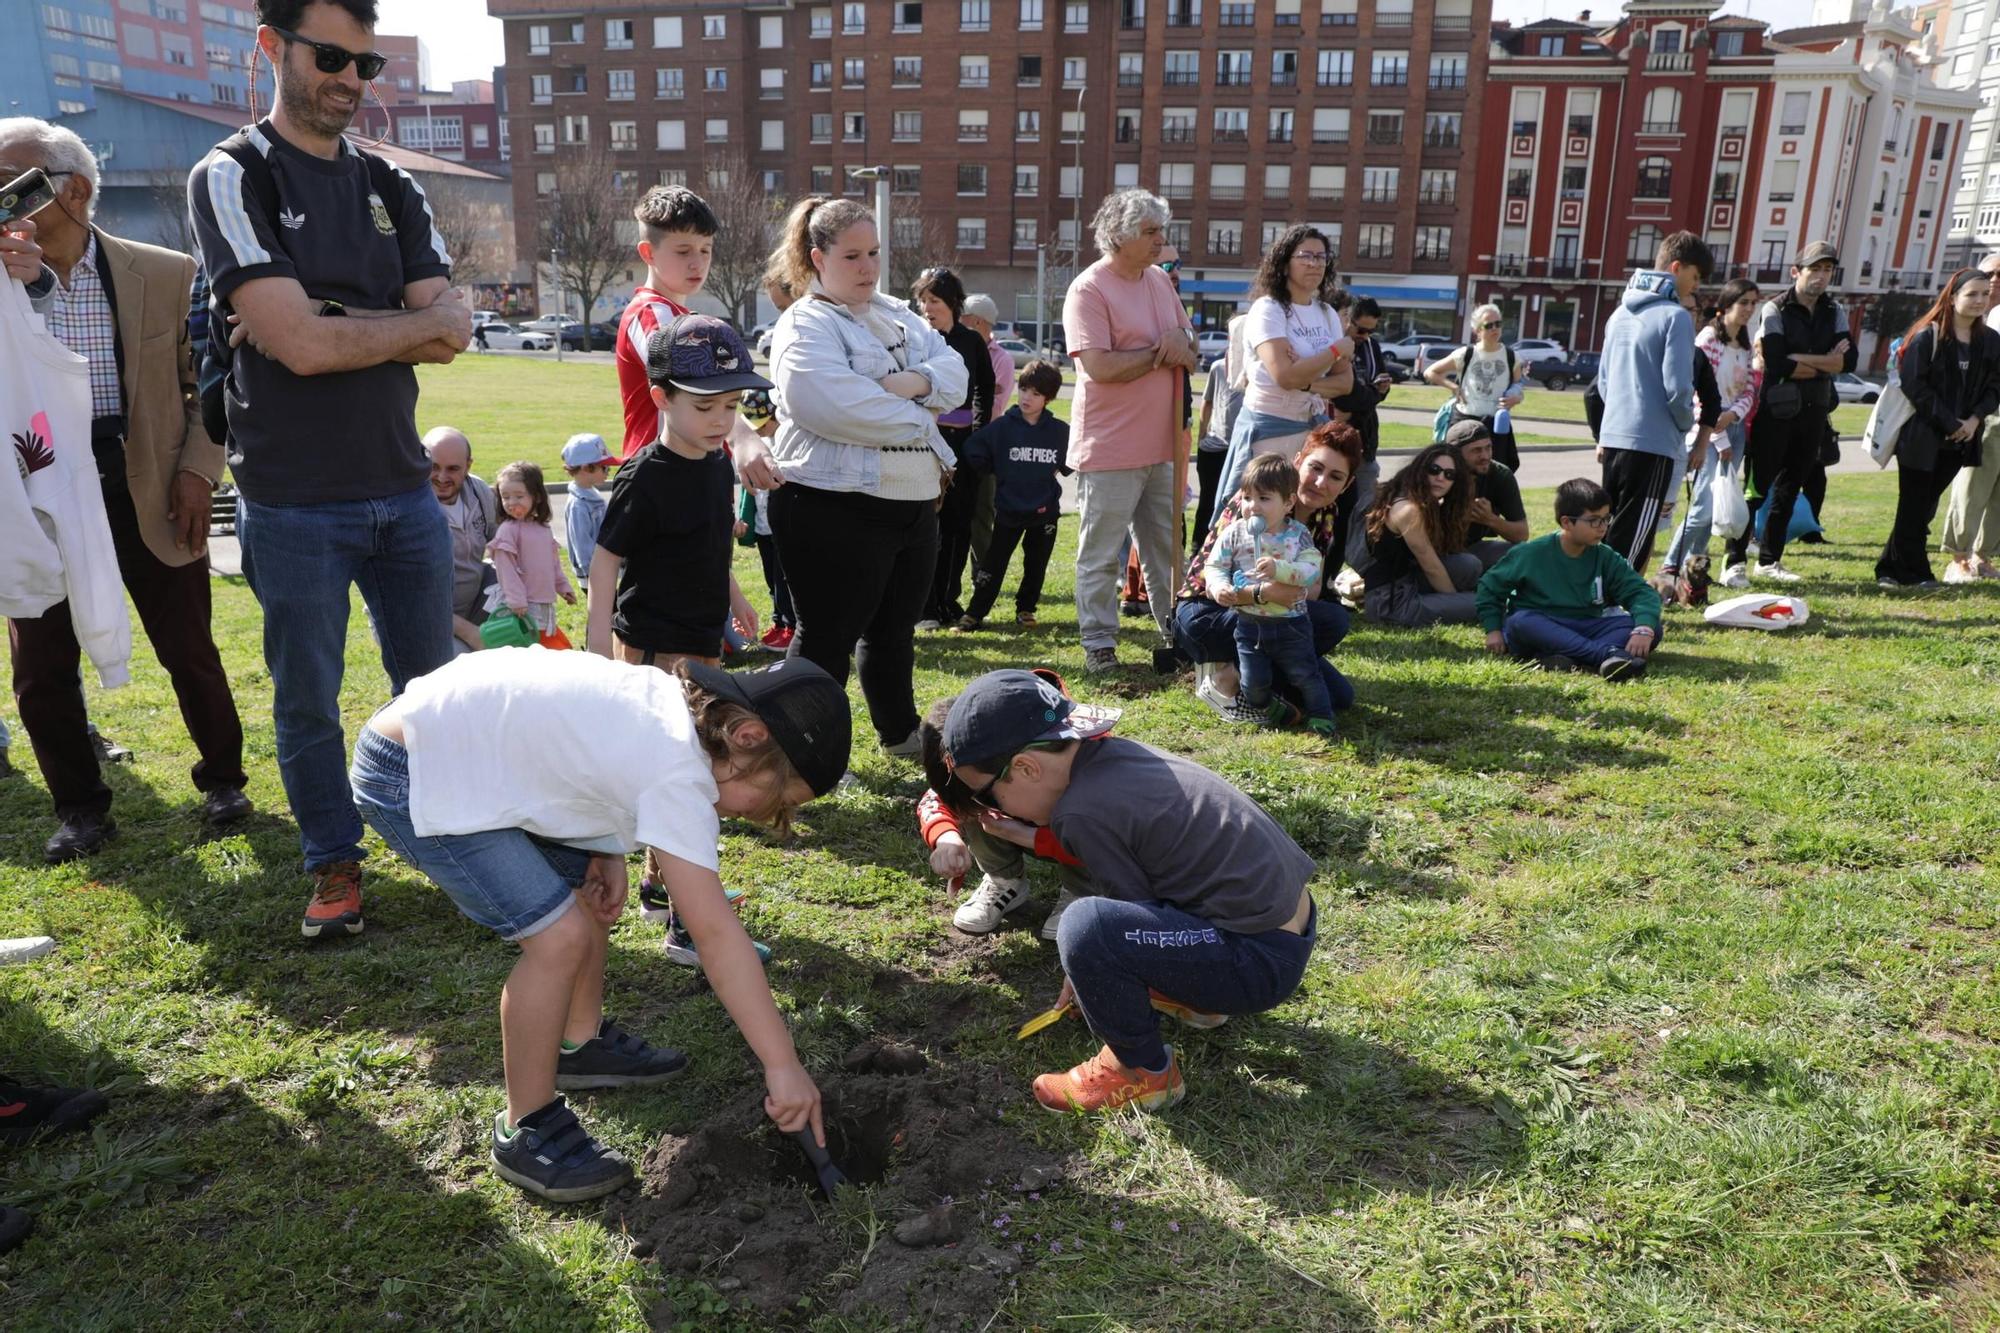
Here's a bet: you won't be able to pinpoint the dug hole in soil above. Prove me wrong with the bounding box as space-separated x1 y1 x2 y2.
619 1039 1072 1327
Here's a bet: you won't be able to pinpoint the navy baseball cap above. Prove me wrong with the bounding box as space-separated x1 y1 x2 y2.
942 669 1119 774
646 314 774 396
682 657 851 798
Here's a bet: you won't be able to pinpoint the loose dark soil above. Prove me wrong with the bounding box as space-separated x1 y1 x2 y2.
622 1047 1072 1328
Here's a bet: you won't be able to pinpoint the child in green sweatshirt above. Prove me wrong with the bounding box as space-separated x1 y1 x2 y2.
1476 477 1664 681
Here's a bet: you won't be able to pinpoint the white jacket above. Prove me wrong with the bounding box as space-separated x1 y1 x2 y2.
768 290 969 492
0 278 133 688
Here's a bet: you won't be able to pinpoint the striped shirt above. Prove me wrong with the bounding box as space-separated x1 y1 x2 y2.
44 233 123 420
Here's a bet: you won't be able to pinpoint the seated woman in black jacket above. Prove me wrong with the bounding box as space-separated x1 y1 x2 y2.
1878 268 2000 588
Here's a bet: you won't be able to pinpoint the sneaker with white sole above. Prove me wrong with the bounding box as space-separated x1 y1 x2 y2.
953 874 1030 934
1754 562 1803 584
1039 888 1079 941
1719 563 1750 589
1083 647 1119 674
1193 664 1234 718
914 619 942 632
1943 561 1981 585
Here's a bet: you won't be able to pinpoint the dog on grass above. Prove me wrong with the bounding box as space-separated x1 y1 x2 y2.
1651 554 1712 609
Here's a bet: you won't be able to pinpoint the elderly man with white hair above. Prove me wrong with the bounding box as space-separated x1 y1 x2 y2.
1061 189 1199 673
0 117 249 864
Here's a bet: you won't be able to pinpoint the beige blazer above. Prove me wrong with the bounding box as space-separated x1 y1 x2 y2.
96 229 226 568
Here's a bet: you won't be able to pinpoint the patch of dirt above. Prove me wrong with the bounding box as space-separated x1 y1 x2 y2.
621 1057 1071 1327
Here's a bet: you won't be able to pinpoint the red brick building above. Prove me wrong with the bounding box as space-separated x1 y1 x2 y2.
1469 1 1776 352
487 0 1488 333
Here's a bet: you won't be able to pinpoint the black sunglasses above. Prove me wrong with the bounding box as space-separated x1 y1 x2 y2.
966 755 1019 812
1426 463 1457 479
271 26 388 80
1478 321 1502 330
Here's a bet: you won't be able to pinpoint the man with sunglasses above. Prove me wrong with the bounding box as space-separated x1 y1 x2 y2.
188 0 472 941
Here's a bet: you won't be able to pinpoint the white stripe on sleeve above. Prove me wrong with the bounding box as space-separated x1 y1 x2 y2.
394 165 454 267
204 155 272 270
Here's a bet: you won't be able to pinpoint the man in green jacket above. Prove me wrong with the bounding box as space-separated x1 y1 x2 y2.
1476 478 1663 682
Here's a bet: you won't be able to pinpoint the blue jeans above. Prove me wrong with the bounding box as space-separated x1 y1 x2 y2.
1662 426 1743 570
1056 894 1316 1072
238 484 454 871
350 727 587 940
1173 597 1355 711
1234 613 1332 721
1215 409 1329 530
1502 609 1637 669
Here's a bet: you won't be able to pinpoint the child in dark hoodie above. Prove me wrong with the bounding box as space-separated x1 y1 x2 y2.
954 359 1072 630
1596 231 1710 576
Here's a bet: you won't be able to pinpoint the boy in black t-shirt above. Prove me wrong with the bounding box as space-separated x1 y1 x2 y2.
954 359 1072 630
586 316 772 667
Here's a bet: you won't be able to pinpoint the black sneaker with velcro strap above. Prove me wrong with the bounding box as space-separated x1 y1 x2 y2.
555 1017 688 1090
490 1097 633 1202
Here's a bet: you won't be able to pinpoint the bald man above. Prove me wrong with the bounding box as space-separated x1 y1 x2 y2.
424 427 500 653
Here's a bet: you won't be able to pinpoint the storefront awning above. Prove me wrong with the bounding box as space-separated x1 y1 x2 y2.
1180 278 1250 297
1346 278 1460 308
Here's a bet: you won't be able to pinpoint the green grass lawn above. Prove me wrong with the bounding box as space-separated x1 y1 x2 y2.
1388 382 1875 436
4 372 1998 1328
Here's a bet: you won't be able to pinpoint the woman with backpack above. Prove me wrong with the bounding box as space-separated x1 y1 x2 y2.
1877 268 2000 588
1425 305 1524 470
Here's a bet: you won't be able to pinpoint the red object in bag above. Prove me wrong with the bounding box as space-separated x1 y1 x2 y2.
539 626 573 650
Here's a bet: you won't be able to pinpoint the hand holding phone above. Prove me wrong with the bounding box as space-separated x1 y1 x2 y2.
0 169 57 229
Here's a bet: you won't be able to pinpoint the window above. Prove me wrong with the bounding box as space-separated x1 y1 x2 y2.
529 23 551 53
1165 51 1199 84
1123 0 1147 28
1273 50 1299 86
1357 225 1394 259
1308 164 1345 201
1167 221 1191 251
706 118 729 142
1160 162 1195 198
1414 226 1450 260
1429 53 1466 89
761 15 785 47
962 56 989 86
606 18 634 48
1021 0 1044 27
811 166 834 193
655 15 685 47
657 68 685 99
1712 168 1738 202
1780 91 1810 135
958 217 987 248
843 58 865 86
1377 0 1413 25
1119 53 1145 86
1208 220 1241 256
657 119 687 151
1114 162 1140 189
1215 108 1249 142
761 68 785 98
1166 0 1200 25
894 56 922 85
844 3 866 33
1636 157 1672 199
1263 220 1287 248
1322 0 1357 23
1628 224 1664 268
706 67 727 92
844 112 867 141
1652 25 1681 52
894 216 924 249
1313 108 1350 144
1064 57 1087 86
1061 111 1084 142
610 121 638 151
1505 167 1531 200
810 61 831 88
1265 163 1292 196
1017 165 1040 195
1367 111 1404 146
1015 218 1038 249
1425 112 1461 147
1275 0 1301 22
1559 165 1585 198
561 114 589 144
1060 165 1081 197
1066 1 1090 29
961 0 990 30
1018 110 1041 139
894 166 922 194
1116 108 1141 142
1270 109 1295 142
1538 35 1563 55
531 73 552 103
810 7 832 37
959 109 989 140
1361 166 1399 203
958 163 988 194
895 2 924 31
1714 29 1744 56
1019 56 1043 86
536 171 557 195
1317 50 1352 86
1372 51 1408 86
1217 50 1251 85
762 119 785 151
1934 124 1952 162
893 111 921 140
1419 169 1456 204
1768 160 1799 203
532 123 555 152
1163 108 1196 143
1641 87 1680 134
704 14 727 39
472 124 489 149
1221 1 1254 23
1210 163 1246 200
608 69 634 100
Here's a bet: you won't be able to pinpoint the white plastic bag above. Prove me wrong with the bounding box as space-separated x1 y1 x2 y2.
1710 459 1750 541
1704 593 1809 630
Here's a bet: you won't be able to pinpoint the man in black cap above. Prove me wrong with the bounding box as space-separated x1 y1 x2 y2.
1722 241 1853 586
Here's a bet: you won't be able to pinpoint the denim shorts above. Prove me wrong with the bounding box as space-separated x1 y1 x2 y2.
349 726 588 940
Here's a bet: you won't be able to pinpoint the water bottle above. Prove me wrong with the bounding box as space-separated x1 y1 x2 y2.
1493 406 1513 437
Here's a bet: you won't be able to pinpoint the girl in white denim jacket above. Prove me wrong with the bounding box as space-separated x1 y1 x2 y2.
762 198 971 756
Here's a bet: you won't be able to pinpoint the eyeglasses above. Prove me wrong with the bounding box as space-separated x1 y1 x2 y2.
270 26 388 80
1425 463 1457 479
1478 321 1502 331
1565 513 1611 529
1158 260 1181 273
967 754 1019 812
1293 252 1330 265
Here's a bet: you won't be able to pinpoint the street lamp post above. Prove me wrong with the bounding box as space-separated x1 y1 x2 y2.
550 246 563 363
849 165 892 297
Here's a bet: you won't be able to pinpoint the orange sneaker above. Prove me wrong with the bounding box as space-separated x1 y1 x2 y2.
302 861 364 939
1032 1045 1184 1114
1148 990 1229 1029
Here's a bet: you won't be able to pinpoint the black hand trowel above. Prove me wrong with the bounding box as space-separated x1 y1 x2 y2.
790 1126 850 1198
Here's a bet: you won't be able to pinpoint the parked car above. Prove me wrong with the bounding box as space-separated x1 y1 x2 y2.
519 314 581 335
755 327 775 358
1527 351 1600 392
471 310 507 330
1834 373 1882 404
1509 337 1569 366
994 336 1038 370
1195 330 1231 363
480 323 556 352
1375 334 1437 365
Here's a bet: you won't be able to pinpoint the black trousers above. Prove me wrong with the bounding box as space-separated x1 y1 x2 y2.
926 426 978 622
769 482 937 745
964 516 1059 622
1876 453 1963 585
1600 448 1678 576
1191 447 1227 547
754 534 794 629
1728 405 1831 568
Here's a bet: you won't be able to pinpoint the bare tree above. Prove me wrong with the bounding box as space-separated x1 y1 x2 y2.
535 142 631 349
144 169 197 256
699 149 783 327
887 210 966 308
422 176 510 291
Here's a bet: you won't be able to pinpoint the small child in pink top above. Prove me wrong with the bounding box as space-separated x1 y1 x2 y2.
488 461 578 642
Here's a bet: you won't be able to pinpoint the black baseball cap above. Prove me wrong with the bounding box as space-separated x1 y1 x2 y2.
942 669 1119 774
646 314 774 395
683 658 851 797
1794 241 1838 269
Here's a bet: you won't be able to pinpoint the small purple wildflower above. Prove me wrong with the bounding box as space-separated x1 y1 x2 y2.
1050 1241 1063 1254
1111 1219 1125 1233
1028 1192 1041 1202
1169 1221 1181 1233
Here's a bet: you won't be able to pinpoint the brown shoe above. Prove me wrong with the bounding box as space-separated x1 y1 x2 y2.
302 861 364 940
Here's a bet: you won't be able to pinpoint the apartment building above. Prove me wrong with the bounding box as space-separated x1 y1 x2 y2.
487 0 1488 333
7 0 263 120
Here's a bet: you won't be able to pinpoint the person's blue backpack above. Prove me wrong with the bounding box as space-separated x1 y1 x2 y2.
1432 399 1453 442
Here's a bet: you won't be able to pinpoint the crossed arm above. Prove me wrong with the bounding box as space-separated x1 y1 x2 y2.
225 273 472 376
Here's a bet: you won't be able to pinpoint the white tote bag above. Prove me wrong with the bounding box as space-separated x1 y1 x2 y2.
0 276 132 686
1862 379 1914 469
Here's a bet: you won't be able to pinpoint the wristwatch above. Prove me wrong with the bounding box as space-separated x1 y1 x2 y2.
318 299 346 318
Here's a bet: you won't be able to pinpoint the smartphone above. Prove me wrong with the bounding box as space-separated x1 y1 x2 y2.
0 167 56 228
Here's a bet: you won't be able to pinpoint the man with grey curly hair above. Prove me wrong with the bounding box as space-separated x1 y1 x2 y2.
1062 190 1198 672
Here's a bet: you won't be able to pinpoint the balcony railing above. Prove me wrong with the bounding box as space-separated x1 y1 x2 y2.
1313 129 1349 144
1209 185 1244 199
1366 128 1403 145
957 229 984 248
1360 187 1397 203
1567 117 1593 136
962 74 989 87
1307 187 1345 203
1216 71 1251 85
1164 70 1200 84
1428 74 1466 90
1417 188 1455 204
1640 120 1680 134
1161 183 1194 198
1493 253 1526 276
1357 244 1395 259
1433 15 1471 32
1322 11 1356 25
1549 259 1579 279
1778 122 1806 135
1424 131 1460 149
959 125 987 141
1162 125 1195 142
1374 72 1409 86
1209 237 1242 255
1646 50 1693 71
1317 73 1353 86
1219 6 1254 23
1213 127 1248 142
1269 126 1294 143
1272 70 1298 86
1118 71 1144 86
1116 124 1139 143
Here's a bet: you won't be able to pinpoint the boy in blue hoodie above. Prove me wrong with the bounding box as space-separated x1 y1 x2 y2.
954 359 1072 630
1595 231 1711 576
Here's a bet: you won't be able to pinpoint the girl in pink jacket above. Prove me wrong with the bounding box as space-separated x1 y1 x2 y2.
489 461 577 644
